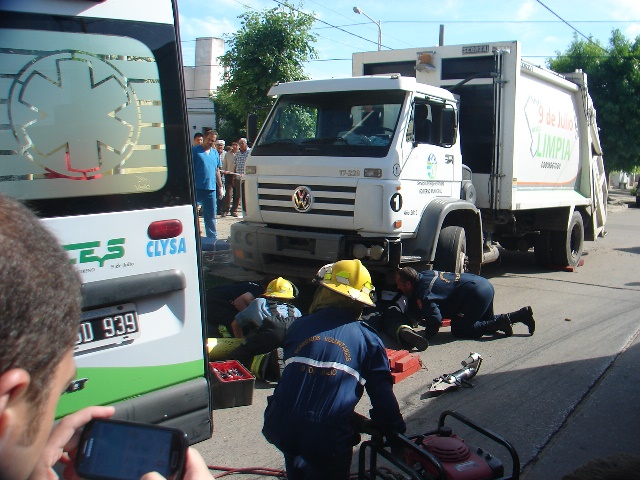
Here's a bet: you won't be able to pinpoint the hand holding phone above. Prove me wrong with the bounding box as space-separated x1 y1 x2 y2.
29 406 115 480
140 448 211 480
75 419 188 480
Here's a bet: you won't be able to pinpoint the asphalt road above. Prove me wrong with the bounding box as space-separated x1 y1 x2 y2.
197 191 640 479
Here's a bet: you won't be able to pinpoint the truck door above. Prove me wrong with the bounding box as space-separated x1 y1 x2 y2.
448 48 508 211
408 100 458 198
489 49 506 211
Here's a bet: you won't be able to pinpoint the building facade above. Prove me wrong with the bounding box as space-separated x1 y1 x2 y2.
184 37 224 136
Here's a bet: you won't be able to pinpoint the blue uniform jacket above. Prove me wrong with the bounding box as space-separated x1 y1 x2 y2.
262 307 405 456
415 270 492 333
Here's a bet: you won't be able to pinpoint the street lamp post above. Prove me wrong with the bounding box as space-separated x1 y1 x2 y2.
353 6 381 51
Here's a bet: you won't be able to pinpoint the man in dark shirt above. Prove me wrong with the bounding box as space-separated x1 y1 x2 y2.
263 260 405 480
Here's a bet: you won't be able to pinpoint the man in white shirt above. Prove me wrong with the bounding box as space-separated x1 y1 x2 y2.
230 138 250 217
220 140 237 216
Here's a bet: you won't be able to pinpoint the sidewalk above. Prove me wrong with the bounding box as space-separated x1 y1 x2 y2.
197 211 240 242
607 187 635 211
215 212 243 241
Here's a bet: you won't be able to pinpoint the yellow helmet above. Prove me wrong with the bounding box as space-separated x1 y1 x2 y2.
264 277 299 299
316 259 375 306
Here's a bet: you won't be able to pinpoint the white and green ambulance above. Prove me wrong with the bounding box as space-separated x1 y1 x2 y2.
0 0 212 443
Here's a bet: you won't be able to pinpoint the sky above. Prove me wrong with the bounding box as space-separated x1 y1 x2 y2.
176 0 640 80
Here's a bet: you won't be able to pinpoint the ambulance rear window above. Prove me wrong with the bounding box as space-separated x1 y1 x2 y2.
0 11 192 218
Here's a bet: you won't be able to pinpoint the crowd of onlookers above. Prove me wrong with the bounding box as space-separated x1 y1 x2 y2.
192 130 251 240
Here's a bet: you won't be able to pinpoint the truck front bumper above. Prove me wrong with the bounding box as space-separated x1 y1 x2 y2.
230 222 399 280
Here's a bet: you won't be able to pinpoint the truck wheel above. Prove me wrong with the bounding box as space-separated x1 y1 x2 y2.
551 211 584 268
534 230 552 267
434 226 467 273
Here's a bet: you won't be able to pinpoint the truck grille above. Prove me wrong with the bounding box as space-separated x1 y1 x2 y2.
257 182 356 217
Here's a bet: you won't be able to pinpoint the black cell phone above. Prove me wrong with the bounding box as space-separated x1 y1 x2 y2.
75 418 188 480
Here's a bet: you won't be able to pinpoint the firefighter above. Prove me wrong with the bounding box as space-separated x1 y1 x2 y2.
228 277 302 380
395 267 535 339
205 281 264 338
262 260 406 480
362 290 429 352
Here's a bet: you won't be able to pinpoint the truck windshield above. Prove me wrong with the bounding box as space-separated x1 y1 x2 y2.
253 89 406 158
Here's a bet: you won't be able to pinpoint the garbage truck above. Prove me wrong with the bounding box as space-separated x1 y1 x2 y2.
231 40 607 281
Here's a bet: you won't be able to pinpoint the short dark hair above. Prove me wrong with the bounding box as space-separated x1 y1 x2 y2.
396 267 419 285
0 196 81 408
193 132 203 140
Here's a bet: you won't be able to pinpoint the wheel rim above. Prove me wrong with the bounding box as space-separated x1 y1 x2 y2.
569 222 582 260
458 243 468 273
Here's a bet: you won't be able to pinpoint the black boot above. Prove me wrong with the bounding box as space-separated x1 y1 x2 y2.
398 327 429 352
493 314 513 337
507 306 535 335
264 348 284 382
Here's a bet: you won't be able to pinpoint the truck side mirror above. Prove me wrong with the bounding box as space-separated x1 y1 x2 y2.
413 104 431 144
247 114 258 145
440 107 457 146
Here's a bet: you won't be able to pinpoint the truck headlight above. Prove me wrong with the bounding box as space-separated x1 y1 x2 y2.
353 244 368 259
352 243 385 260
370 245 384 260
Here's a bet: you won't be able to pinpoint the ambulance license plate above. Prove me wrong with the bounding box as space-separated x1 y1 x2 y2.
75 303 140 353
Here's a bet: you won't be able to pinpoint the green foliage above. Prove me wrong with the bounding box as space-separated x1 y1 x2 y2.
548 30 640 174
212 90 246 142
278 103 317 138
216 2 317 138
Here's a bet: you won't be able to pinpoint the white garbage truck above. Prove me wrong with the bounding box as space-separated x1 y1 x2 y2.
231 40 607 281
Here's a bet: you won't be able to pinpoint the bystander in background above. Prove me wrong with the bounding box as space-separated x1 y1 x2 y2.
230 138 250 217
192 130 223 239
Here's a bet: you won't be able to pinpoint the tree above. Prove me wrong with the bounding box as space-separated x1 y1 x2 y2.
213 89 247 141
215 2 317 140
548 30 640 175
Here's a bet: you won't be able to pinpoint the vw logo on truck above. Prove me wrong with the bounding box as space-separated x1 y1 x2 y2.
292 186 313 212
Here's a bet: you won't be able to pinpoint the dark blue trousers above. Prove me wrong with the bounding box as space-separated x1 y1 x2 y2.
449 280 496 338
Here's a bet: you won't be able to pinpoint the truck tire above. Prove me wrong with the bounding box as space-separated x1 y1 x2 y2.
434 226 467 273
551 211 584 268
534 230 552 267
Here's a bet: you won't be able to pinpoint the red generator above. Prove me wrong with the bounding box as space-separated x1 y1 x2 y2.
358 410 520 480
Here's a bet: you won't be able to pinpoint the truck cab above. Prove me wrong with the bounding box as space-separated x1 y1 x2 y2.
231 75 482 281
